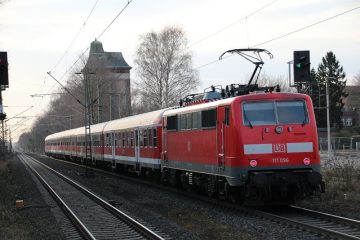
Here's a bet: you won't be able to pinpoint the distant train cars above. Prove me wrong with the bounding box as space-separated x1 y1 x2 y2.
45 91 324 205
45 109 166 171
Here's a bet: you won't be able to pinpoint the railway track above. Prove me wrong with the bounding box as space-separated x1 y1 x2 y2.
34 153 360 240
253 205 360 240
19 153 165 240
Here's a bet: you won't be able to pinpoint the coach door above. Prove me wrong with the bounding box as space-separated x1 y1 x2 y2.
110 132 116 168
217 106 227 170
134 129 140 171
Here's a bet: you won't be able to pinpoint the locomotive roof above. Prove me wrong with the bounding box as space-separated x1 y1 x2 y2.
163 92 310 116
164 98 235 116
45 92 310 141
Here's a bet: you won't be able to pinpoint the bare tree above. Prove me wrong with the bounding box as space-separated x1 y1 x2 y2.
353 71 360 86
257 73 295 92
134 26 199 111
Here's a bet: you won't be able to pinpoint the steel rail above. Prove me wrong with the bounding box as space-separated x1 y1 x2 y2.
19 154 96 240
25 154 164 240
250 208 360 240
38 153 360 239
291 205 360 229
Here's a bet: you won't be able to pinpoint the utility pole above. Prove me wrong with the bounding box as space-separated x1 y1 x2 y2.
97 80 102 123
0 90 6 154
326 78 331 160
0 52 9 156
83 72 94 174
47 71 95 176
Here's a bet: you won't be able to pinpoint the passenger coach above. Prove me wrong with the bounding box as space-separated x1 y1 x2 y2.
45 109 167 173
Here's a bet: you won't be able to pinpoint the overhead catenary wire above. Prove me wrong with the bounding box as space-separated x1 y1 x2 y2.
5 106 34 122
50 0 100 73
252 5 360 47
52 0 134 83
194 5 360 70
189 0 279 48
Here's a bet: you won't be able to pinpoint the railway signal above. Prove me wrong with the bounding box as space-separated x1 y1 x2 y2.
293 50 310 83
0 52 9 86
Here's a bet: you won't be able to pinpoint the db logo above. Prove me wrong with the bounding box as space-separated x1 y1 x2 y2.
273 144 286 153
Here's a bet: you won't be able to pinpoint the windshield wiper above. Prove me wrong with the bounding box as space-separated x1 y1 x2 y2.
302 118 307 126
244 112 253 128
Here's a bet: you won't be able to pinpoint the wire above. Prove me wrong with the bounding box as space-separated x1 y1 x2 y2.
195 54 233 69
96 0 133 40
253 5 360 47
52 0 134 83
190 0 279 48
5 106 34 122
50 0 100 73
195 5 360 70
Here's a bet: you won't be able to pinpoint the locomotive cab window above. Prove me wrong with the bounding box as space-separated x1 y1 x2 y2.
243 102 275 126
242 100 308 126
276 101 308 124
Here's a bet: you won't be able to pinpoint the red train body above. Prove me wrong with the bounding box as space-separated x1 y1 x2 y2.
45 91 324 204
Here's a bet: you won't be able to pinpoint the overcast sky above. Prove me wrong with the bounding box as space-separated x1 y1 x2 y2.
0 0 359 141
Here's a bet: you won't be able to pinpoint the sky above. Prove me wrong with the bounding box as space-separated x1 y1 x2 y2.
0 0 359 141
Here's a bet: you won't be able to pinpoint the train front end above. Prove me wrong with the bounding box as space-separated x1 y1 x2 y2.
233 92 324 204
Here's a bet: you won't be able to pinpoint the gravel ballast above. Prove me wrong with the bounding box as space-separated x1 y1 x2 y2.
0 154 66 240
34 154 325 240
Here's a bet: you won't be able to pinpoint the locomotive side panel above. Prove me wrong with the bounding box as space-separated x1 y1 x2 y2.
165 129 217 171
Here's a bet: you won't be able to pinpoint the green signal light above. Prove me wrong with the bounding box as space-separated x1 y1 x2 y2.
296 63 302 68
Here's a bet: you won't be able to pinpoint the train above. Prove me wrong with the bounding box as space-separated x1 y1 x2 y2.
45 85 325 205
45 49 325 205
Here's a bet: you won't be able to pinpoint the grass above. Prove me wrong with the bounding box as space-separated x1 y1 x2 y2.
322 164 360 202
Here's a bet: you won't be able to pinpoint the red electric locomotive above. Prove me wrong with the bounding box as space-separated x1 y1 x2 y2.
161 89 324 204
45 49 324 205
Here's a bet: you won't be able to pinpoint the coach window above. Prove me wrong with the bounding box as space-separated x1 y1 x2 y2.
123 132 126 147
153 129 158 147
144 129 148 147
140 130 144 147
125 132 129 147
130 131 134 147
147 129 153 147
201 109 217 128
118 132 121 147
124 132 127 147
120 132 123 147
121 132 125 147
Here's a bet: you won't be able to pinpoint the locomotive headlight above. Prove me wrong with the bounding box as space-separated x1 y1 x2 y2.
303 158 311 165
275 126 283 134
249 159 258 167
